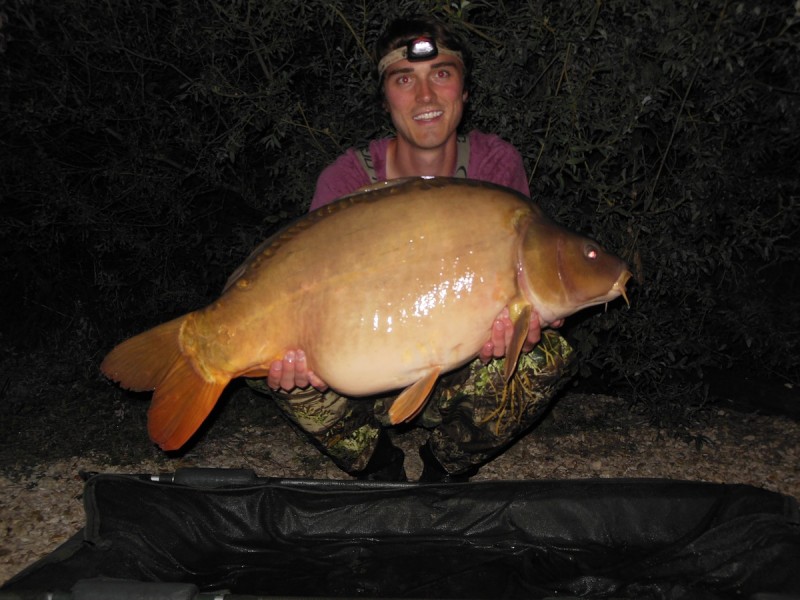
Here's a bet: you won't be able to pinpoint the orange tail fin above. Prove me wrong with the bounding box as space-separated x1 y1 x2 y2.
100 315 228 451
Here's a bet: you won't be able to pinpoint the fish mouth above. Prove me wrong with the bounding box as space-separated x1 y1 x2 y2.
414 109 444 121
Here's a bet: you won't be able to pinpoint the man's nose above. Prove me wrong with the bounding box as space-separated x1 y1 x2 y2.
416 79 434 102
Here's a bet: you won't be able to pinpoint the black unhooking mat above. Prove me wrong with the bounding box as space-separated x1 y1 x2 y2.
2 469 800 599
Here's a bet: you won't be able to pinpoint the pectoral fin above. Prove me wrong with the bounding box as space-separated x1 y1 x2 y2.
503 301 532 382
388 367 442 425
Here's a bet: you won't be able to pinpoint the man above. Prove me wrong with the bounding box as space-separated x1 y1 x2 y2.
248 17 575 482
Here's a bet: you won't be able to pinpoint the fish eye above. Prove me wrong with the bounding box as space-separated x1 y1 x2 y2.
585 244 599 260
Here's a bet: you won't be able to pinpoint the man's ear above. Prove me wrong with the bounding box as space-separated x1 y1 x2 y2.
462 90 469 103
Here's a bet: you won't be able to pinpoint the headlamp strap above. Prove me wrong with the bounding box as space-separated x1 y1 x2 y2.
377 36 463 78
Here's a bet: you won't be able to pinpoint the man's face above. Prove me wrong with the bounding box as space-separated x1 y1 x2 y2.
382 56 468 151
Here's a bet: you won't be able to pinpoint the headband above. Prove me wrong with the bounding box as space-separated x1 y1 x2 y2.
377 36 463 78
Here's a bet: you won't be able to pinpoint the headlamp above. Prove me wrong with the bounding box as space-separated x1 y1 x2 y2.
377 36 463 78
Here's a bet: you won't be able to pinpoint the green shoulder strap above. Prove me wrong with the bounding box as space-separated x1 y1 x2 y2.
454 133 470 178
356 147 379 183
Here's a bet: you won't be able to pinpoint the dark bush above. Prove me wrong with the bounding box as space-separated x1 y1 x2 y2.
2 0 798 421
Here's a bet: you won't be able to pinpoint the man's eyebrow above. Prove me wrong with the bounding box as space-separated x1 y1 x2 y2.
386 66 415 78
429 60 460 70
385 61 461 78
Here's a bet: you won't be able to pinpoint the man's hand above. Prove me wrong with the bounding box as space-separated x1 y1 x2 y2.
478 307 563 364
267 350 329 392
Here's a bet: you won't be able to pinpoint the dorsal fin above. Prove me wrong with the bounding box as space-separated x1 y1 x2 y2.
223 178 426 293
341 177 422 199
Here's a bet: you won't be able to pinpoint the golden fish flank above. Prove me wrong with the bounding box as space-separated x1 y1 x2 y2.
101 177 631 451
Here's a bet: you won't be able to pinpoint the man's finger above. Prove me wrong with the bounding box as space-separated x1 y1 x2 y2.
307 370 329 392
267 361 283 390
279 351 296 391
492 319 506 357
479 341 494 364
294 350 310 388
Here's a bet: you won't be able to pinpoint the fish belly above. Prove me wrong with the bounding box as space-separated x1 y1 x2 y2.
216 179 530 395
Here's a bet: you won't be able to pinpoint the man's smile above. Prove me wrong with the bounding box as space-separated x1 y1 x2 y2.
414 109 444 121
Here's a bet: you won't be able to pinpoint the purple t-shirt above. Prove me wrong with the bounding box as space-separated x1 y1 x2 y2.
310 130 529 211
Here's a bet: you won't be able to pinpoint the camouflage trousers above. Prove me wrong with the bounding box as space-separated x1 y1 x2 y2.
247 330 576 475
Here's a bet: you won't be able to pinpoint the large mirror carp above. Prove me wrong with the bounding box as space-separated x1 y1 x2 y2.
102 177 631 451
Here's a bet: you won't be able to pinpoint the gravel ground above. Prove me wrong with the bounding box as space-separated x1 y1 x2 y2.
2 391 798 585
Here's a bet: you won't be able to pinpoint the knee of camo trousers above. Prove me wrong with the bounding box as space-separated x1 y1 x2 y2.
423 330 577 474
245 378 389 474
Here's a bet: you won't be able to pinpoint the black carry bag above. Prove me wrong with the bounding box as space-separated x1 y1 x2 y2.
3 469 800 599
